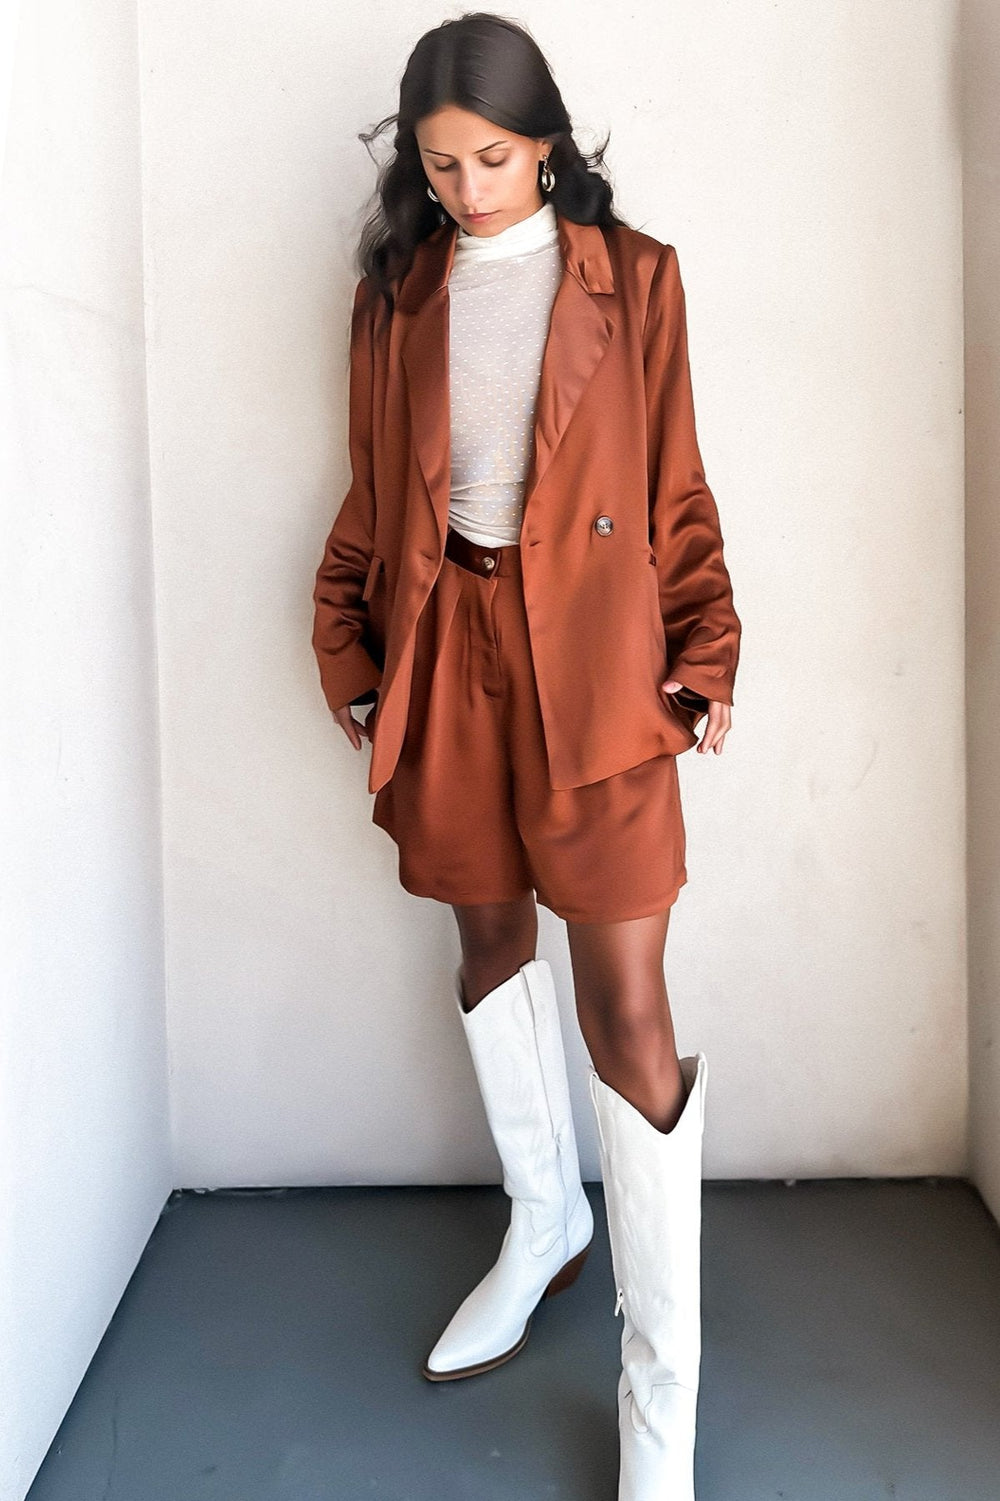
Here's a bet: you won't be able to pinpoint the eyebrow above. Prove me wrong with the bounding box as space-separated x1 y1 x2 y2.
422 139 509 158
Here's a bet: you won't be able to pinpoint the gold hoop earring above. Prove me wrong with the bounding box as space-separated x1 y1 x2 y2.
426 185 440 203
540 156 555 193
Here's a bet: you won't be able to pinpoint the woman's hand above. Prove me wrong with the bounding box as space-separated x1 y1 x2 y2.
333 701 377 751
661 679 731 756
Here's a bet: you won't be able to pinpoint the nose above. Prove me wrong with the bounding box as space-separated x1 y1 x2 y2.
456 166 486 211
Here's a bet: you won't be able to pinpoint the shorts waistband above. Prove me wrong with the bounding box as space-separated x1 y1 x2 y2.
444 526 521 578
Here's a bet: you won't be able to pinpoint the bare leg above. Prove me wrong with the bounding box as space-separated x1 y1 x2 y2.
451 893 539 1011
567 909 686 1133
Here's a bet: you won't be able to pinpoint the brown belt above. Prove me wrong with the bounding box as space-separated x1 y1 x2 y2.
444 526 514 577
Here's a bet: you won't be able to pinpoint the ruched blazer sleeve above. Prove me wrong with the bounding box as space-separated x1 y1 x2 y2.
643 244 739 710
312 278 385 714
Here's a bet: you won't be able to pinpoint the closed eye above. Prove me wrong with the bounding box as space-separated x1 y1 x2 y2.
435 157 508 171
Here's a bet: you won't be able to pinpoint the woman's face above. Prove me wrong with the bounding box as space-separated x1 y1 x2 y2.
414 104 550 237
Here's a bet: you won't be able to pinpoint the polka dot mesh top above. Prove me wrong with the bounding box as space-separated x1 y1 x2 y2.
446 200 562 548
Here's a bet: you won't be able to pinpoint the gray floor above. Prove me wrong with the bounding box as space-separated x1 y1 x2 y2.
26 1179 1000 1501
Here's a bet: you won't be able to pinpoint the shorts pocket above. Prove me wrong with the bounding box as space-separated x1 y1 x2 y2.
361 553 383 601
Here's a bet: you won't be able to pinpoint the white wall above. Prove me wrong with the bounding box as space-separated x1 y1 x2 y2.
142 0 967 1187
962 0 1000 1223
0 3 978 1493
0 1 170 1496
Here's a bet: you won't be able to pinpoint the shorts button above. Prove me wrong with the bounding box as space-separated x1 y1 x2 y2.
594 514 614 536
482 555 496 572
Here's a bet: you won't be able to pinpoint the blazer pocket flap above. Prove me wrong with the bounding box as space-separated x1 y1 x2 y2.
361 554 383 601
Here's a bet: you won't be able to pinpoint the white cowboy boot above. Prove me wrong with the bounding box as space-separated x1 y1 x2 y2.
422 958 594 1380
589 1053 708 1501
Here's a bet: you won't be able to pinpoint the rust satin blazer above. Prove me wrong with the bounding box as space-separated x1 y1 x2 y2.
312 212 741 795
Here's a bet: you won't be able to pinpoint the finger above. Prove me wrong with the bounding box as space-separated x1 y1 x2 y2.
697 719 727 754
703 726 728 755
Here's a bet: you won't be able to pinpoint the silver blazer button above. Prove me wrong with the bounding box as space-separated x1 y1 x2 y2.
594 514 614 536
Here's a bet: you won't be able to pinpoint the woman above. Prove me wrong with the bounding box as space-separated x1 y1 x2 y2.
312 13 741 1499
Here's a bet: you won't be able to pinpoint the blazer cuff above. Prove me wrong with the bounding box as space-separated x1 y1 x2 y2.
318 648 383 715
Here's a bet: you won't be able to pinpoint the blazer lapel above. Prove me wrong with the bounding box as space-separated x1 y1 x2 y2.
398 211 616 550
525 237 615 499
397 222 455 555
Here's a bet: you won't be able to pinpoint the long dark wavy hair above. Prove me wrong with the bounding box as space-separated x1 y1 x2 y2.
357 12 630 307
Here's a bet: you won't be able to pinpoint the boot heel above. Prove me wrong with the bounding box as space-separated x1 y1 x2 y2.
543 1240 591 1298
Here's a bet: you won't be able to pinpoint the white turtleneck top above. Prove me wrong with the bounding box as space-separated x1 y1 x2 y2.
446 200 562 547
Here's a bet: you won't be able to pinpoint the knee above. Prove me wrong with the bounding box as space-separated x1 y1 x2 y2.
577 981 674 1067
459 905 522 952
454 896 537 969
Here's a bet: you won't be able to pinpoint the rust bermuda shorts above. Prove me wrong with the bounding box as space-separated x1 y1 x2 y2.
370 528 688 923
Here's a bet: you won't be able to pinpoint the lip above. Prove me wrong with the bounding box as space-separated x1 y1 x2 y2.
463 211 496 224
